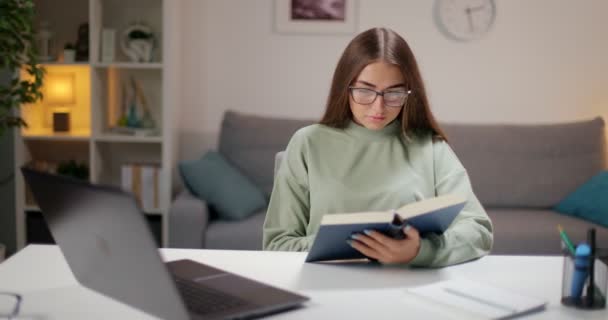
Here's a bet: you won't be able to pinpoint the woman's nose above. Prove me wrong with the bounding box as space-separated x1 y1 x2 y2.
370 95 386 112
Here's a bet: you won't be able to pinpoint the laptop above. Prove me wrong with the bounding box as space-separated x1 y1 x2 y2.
22 168 309 320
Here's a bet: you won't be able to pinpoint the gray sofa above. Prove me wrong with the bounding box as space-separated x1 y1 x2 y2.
169 111 608 255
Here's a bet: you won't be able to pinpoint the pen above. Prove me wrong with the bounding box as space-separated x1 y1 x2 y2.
558 225 576 255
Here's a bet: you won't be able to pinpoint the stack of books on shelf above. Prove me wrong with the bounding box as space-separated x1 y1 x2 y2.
121 163 161 212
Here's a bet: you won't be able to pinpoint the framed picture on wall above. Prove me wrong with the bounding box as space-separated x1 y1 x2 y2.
274 0 358 34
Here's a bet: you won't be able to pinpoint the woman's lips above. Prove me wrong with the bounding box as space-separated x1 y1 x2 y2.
368 115 386 122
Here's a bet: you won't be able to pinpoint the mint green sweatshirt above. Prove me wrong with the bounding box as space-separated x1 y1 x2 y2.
262 120 493 267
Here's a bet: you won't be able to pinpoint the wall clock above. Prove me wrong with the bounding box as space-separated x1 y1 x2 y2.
434 0 496 41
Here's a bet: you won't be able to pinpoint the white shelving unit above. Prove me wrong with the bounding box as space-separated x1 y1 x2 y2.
92 62 164 69
14 0 182 249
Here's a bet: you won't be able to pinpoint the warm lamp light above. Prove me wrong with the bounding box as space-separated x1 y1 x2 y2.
44 73 75 132
45 73 75 104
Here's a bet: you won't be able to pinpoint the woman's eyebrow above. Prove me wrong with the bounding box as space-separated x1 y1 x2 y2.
354 80 406 89
385 83 407 90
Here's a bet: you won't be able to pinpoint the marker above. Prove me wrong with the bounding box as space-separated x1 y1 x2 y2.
558 225 576 255
571 243 591 300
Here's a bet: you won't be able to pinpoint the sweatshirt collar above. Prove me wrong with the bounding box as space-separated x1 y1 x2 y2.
344 120 401 140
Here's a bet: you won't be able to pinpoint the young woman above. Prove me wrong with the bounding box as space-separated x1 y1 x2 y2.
263 28 493 267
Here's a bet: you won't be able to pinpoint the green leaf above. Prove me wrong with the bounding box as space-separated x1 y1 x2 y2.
0 0 43 135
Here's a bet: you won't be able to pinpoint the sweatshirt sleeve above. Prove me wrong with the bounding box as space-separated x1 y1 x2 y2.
409 139 494 267
263 130 315 251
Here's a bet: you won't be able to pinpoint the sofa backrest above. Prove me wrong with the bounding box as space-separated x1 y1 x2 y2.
442 117 606 208
218 111 315 197
220 111 606 209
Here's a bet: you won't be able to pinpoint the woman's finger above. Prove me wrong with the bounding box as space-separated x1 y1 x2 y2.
348 239 381 260
351 232 391 257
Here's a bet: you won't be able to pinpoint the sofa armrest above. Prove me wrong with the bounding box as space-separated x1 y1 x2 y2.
168 189 209 248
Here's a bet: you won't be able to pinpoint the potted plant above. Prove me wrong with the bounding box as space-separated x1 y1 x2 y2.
0 0 45 137
63 42 76 63
57 159 89 180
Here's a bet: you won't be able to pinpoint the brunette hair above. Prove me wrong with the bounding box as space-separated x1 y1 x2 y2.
319 27 446 140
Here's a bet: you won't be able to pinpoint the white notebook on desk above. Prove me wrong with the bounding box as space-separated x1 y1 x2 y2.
406 279 547 319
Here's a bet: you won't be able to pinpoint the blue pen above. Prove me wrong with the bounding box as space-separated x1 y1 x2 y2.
571 243 591 300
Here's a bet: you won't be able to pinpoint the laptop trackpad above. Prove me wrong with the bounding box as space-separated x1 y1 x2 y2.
167 259 227 279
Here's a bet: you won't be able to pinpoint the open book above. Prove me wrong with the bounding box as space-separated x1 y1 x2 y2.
305 194 466 262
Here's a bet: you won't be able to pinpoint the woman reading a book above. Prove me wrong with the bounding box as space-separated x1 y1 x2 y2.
263 28 493 267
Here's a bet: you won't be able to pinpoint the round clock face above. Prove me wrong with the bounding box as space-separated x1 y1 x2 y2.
434 0 496 41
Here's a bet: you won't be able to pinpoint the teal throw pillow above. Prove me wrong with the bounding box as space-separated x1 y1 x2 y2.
179 151 267 220
555 171 608 227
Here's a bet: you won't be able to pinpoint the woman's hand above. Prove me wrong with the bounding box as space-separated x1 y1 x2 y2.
348 225 421 264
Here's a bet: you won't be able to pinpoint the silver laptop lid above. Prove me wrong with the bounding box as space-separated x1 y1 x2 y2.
22 168 189 320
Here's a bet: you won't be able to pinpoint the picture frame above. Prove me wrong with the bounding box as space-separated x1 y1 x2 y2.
274 0 358 34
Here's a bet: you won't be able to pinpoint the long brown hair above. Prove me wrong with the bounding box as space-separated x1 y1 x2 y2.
319 27 446 140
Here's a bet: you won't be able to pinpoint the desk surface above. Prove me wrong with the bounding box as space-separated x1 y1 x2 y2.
0 245 606 319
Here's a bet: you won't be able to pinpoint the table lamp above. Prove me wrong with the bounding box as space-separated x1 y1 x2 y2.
44 73 75 132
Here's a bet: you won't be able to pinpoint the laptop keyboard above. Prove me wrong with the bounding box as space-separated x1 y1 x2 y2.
174 276 252 315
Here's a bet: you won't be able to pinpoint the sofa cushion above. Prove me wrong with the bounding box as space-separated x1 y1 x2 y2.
205 210 267 250
487 208 608 255
179 151 266 220
442 118 607 208
555 170 608 227
218 111 315 197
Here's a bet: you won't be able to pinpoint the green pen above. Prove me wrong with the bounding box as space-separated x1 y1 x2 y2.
557 225 576 255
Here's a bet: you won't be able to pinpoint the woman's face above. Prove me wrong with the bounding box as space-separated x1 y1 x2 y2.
349 61 407 130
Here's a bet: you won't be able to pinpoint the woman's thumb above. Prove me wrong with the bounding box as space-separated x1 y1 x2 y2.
402 224 411 236
402 224 418 239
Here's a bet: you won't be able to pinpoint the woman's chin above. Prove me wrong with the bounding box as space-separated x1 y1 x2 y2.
363 122 387 130
360 117 386 129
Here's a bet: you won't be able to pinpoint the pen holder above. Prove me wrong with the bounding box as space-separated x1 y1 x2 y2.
561 249 608 309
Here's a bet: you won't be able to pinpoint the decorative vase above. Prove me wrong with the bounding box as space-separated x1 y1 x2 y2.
121 23 155 63
141 110 156 129
127 39 153 62
63 49 76 63
127 102 140 127
35 21 55 62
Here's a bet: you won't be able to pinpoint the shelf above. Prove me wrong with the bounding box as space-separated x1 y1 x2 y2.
25 205 41 211
27 201 161 215
94 134 162 143
144 209 164 216
22 128 91 141
92 62 163 69
41 62 90 66
16 0 177 250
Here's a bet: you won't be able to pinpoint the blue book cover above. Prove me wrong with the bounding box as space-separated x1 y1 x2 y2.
305 195 466 262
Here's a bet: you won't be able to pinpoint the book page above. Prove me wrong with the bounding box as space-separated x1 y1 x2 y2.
321 210 394 225
320 194 466 225
396 194 465 219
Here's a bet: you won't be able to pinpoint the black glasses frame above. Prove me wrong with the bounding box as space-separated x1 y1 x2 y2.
348 87 412 107
0 292 22 319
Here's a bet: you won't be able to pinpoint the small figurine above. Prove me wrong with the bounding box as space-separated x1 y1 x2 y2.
75 23 89 61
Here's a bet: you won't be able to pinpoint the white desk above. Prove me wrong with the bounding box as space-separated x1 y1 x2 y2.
0 245 606 319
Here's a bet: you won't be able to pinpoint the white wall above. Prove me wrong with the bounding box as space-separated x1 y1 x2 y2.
179 0 608 160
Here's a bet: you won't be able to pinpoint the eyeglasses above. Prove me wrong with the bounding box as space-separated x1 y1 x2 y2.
0 292 22 319
348 87 411 108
